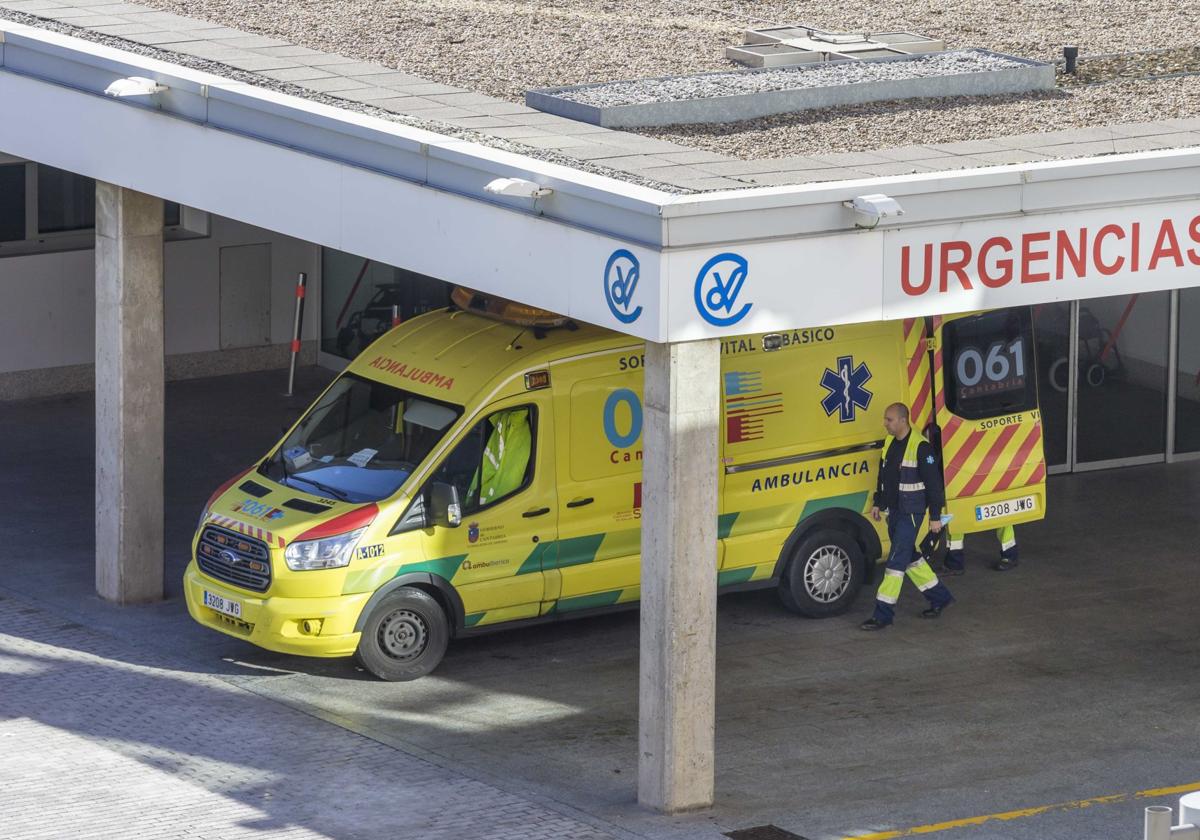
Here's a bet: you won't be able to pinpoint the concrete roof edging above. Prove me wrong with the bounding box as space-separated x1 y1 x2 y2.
657 146 1200 248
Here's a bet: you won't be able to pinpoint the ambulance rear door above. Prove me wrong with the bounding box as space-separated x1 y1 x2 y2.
929 308 1047 533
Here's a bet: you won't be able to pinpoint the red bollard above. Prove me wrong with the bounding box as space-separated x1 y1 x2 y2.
285 272 307 397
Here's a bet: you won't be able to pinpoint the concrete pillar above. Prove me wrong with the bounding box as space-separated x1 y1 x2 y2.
638 338 720 812
95 182 165 604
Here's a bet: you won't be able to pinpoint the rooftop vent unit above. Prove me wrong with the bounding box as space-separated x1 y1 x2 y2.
727 25 945 68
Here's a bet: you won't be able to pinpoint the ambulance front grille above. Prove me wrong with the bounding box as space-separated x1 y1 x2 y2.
197 525 272 593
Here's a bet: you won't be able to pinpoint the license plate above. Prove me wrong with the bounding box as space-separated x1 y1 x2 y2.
975 495 1037 522
203 590 242 619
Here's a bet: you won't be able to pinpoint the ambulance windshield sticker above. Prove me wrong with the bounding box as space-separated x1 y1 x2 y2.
724 371 784 443
347 448 378 468
695 253 751 327
604 249 643 324
820 355 873 422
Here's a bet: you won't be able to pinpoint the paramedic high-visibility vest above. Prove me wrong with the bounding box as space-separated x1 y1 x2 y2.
882 431 928 515
474 408 531 506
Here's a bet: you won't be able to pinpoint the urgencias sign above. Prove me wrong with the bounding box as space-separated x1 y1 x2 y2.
883 201 1200 318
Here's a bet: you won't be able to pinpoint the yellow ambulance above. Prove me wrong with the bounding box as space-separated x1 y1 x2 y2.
184 292 1047 680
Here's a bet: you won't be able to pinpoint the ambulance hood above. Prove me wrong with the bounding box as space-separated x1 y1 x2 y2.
202 467 387 550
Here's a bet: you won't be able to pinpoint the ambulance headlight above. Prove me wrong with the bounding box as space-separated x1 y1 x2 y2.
284 528 366 571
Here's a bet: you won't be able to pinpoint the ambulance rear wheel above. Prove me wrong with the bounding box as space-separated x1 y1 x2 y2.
779 529 864 618
356 587 449 681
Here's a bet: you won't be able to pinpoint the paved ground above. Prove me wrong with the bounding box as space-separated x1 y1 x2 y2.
3 367 1200 840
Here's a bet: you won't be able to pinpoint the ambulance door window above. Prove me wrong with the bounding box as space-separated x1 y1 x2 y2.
943 308 1037 419
432 406 536 513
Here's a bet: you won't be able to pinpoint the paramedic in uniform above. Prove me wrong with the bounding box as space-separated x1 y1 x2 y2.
861 403 955 631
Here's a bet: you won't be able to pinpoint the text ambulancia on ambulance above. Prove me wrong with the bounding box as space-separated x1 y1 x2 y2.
184 284 1048 681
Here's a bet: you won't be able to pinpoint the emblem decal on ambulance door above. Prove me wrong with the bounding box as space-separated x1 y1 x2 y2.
820 355 873 423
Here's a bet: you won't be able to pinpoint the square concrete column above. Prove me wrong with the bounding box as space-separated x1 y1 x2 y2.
638 338 720 812
95 182 165 604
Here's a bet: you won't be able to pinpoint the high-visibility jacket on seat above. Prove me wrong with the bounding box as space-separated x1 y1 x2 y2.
474 408 531 505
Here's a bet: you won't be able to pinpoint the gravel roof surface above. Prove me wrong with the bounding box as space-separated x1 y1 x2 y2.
552 50 1031 107
112 0 1200 99
644 75 1200 157
110 0 1200 159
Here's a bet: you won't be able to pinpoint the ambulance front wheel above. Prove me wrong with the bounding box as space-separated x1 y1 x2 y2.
356 587 450 681
779 529 865 618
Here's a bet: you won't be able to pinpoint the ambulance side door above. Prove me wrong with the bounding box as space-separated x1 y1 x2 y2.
550 351 645 613
411 392 558 629
929 308 1047 532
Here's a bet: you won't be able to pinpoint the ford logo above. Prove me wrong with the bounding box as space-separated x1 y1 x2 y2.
218 549 239 565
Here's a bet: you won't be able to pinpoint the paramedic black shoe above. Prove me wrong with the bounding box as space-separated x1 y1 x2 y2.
921 600 953 619
859 618 890 631
937 564 965 577
991 557 1019 572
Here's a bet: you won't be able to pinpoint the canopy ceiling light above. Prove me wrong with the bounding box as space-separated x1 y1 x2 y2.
484 177 554 198
844 193 904 229
104 76 169 98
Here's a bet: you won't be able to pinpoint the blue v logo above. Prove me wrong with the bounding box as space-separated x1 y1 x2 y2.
694 253 751 327
603 249 642 324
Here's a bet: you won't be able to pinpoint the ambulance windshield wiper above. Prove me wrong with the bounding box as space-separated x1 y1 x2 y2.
288 473 351 502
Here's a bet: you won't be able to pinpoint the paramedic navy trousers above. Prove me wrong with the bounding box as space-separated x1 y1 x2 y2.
871 512 954 625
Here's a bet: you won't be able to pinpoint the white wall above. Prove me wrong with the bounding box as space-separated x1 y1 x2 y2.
0 214 321 374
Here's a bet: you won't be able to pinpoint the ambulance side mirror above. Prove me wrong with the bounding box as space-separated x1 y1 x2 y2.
429 482 462 528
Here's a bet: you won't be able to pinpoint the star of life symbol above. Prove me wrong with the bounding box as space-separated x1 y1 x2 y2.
603 249 642 324
820 355 873 423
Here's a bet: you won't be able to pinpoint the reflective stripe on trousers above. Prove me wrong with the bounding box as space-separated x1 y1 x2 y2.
872 512 953 623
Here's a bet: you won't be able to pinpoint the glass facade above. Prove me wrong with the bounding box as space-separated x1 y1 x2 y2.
1033 302 1072 469
320 248 452 361
37 165 95 234
1074 293 1169 465
1175 289 1200 455
2 162 189 246
0 163 25 241
1030 290 1200 472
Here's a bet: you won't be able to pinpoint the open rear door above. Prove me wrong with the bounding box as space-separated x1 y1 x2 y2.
928 309 1047 533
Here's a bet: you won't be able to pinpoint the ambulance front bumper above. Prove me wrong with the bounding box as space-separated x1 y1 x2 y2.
183 562 370 658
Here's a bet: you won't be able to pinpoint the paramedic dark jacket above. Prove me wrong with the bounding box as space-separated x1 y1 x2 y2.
873 431 945 519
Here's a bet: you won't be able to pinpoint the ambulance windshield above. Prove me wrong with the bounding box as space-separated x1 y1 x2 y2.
260 372 462 503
